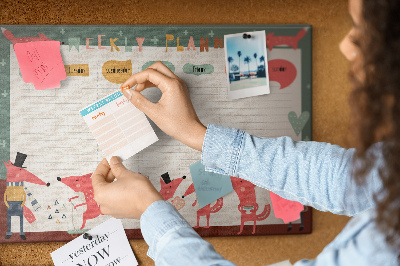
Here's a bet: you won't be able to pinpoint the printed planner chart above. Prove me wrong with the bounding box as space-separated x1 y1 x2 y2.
80 91 158 161
0 25 312 242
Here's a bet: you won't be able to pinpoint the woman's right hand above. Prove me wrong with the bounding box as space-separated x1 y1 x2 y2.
120 61 206 151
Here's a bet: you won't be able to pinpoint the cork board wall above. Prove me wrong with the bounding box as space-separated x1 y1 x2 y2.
0 0 352 265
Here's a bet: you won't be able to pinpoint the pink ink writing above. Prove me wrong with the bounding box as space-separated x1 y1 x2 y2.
116 98 129 107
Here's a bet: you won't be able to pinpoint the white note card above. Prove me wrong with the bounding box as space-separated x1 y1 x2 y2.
51 218 138 266
79 90 158 162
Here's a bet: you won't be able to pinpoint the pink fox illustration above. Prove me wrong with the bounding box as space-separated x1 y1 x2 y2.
182 183 224 228
3 152 50 240
230 176 271 235
266 27 308 50
57 173 101 230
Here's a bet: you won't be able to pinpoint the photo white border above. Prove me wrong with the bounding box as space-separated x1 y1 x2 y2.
224 30 270 100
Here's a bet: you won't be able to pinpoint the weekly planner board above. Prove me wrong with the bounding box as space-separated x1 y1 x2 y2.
0 25 312 243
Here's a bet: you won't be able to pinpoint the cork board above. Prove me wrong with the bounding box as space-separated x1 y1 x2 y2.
0 0 352 265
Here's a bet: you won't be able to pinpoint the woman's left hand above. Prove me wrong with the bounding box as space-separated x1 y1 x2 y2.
91 157 164 219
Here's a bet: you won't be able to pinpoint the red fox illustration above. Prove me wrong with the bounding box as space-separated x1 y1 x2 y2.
158 172 186 201
57 173 101 230
182 183 223 228
230 176 271 234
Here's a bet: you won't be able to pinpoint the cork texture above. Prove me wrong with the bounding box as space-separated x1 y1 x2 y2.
0 0 352 265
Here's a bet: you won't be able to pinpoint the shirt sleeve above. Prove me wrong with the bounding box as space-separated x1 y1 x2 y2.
140 200 237 266
201 124 384 216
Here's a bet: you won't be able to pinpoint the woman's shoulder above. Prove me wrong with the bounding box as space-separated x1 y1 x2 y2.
322 209 399 265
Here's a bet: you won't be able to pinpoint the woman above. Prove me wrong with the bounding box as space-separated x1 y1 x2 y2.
91 0 400 264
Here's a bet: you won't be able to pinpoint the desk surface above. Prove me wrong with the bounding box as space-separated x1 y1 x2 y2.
0 0 351 265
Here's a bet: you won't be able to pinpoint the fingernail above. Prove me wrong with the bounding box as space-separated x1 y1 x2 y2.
110 156 122 165
120 85 130 92
124 89 133 100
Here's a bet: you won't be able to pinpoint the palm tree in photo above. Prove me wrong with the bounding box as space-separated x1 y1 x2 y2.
260 55 265 68
228 56 234 73
244 56 251 78
253 53 258 75
237 51 242 77
259 55 266 77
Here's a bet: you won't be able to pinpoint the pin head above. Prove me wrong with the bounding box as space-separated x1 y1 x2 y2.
83 233 93 240
243 33 252 39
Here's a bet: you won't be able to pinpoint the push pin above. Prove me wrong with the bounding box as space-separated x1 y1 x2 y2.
83 232 95 240
243 33 252 39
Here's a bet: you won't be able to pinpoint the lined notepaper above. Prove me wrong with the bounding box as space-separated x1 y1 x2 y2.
80 90 158 161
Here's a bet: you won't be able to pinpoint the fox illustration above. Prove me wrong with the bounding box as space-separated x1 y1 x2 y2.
57 173 101 230
3 152 50 240
230 176 271 235
158 172 186 201
266 27 308 50
182 183 223 228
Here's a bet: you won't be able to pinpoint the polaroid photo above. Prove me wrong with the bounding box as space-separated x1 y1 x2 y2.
224 30 270 99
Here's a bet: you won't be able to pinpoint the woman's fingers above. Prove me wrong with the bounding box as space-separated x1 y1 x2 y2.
133 61 181 92
105 169 116 183
121 88 159 119
121 68 173 94
146 61 177 79
92 159 110 192
135 81 156 92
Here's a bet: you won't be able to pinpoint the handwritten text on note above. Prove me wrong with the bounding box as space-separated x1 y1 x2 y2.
14 41 66 90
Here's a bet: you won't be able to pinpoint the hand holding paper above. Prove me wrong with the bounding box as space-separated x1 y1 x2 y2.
92 157 164 219
120 61 207 152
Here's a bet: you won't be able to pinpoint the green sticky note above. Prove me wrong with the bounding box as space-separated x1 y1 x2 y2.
189 160 233 208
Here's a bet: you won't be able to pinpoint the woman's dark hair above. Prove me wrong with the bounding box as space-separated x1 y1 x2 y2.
349 0 400 254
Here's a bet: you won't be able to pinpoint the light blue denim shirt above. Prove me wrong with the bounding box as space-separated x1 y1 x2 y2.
140 124 399 265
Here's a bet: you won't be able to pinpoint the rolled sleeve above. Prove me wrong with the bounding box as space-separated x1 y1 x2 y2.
201 124 245 176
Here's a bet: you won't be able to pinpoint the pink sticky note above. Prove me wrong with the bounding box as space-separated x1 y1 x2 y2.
14 41 66 90
269 191 304 223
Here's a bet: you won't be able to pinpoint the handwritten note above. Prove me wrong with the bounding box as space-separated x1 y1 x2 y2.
80 90 158 162
51 218 138 266
14 41 66 90
269 191 304 223
189 160 233 208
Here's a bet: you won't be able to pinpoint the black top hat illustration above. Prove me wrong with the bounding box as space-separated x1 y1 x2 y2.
161 172 171 184
14 152 27 168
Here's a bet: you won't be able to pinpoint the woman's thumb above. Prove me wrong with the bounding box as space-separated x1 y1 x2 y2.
122 88 154 115
109 156 127 178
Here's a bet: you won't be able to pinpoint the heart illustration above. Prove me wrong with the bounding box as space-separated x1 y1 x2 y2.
288 111 310 136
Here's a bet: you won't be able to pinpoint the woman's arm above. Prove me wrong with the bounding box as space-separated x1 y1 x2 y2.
119 61 382 217
141 201 236 265
92 157 235 266
202 124 383 216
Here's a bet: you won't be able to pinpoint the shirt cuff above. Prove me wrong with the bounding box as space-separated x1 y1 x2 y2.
140 200 193 260
201 124 245 176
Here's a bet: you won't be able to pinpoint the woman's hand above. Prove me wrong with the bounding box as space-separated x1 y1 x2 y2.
120 61 206 151
92 157 164 219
